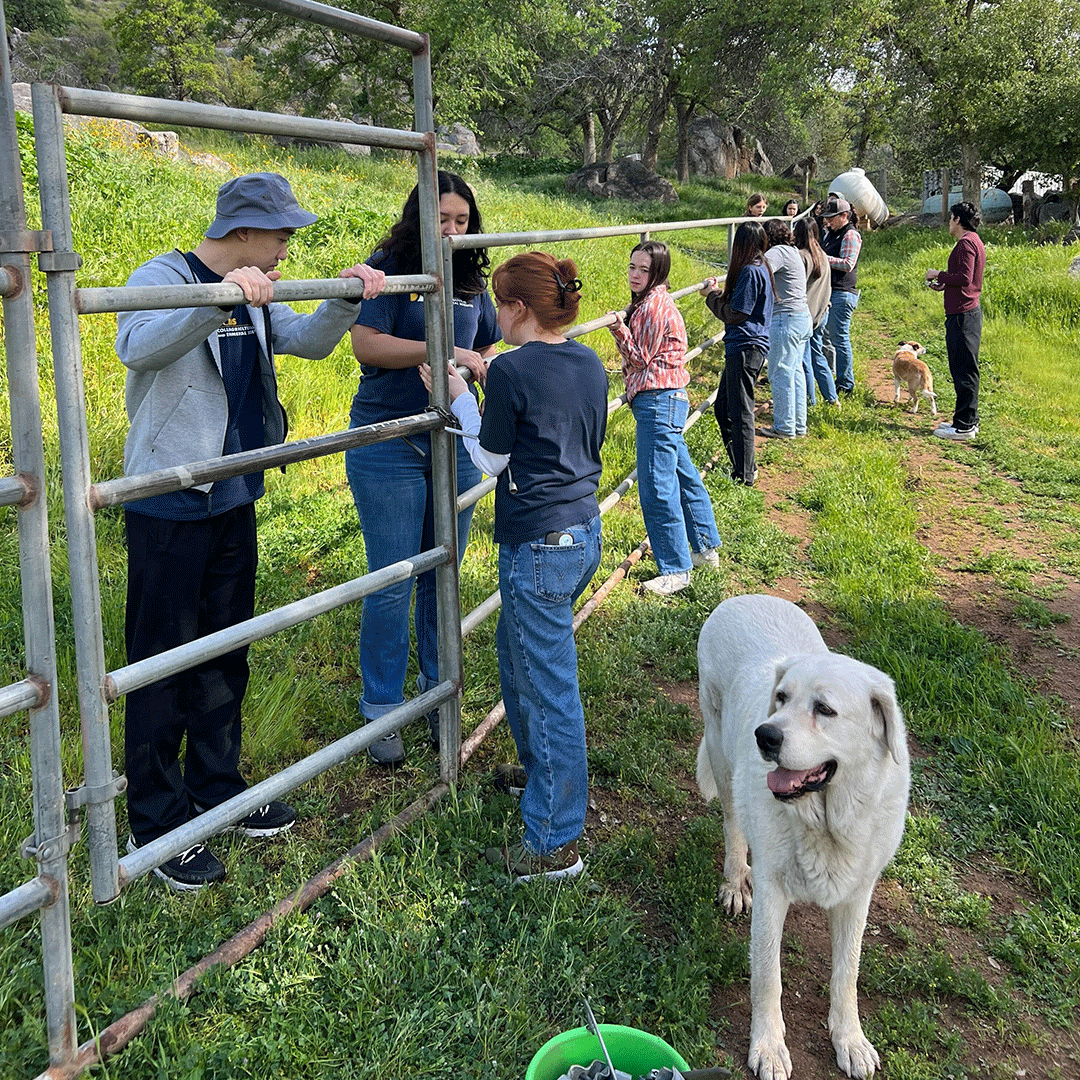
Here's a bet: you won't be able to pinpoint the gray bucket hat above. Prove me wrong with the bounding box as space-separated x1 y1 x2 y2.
204 172 318 238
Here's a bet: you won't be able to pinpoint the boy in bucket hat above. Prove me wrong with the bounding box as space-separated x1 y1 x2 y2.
117 172 385 891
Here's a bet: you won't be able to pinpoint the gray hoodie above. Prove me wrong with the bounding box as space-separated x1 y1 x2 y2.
116 249 360 492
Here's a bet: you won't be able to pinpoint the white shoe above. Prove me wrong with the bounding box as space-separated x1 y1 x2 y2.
936 423 979 441
691 548 720 570
642 571 691 596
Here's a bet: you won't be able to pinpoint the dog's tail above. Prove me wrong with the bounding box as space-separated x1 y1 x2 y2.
696 736 720 802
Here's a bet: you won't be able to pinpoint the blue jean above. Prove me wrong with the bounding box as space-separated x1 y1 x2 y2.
497 515 602 854
767 310 812 436
827 289 859 392
803 319 838 405
631 389 722 575
345 430 481 720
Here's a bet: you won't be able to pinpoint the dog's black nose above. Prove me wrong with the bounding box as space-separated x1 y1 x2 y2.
755 723 784 761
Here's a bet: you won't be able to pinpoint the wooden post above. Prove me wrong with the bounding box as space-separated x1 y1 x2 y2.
940 168 949 222
1022 180 1035 227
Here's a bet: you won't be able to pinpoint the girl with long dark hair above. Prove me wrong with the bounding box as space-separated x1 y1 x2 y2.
701 221 774 486
793 217 838 406
608 240 721 596
346 171 501 766
421 251 608 880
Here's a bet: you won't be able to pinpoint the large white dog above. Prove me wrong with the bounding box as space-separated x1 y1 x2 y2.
695 594 910 1080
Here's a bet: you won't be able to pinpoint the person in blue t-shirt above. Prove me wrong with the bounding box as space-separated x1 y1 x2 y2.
345 171 501 766
701 221 775 487
421 251 608 881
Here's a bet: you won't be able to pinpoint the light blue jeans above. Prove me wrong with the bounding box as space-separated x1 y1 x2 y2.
345 430 481 720
631 389 722 575
803 319 838 405
497 515 602 855
767 310 812 436
827 289 859 393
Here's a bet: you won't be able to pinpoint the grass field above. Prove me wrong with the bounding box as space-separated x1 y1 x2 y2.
2 122 1080 1080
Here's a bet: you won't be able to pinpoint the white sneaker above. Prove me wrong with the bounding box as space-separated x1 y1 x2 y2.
691 548 720 570
933 423 955 438
936 423 979 441
642 571 691 596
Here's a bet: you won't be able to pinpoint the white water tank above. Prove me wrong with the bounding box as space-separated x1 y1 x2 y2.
828 168 890 227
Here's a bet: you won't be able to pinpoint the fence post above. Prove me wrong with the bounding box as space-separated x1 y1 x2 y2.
32 81 122 905
412 40 463 785
0 25 79 1067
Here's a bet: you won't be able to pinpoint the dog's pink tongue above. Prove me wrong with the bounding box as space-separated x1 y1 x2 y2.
767 767 809 794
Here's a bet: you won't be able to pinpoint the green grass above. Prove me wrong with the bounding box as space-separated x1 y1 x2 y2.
3 122 1080 1079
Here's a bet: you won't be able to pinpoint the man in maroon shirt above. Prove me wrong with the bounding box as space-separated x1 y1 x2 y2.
926 201 986 440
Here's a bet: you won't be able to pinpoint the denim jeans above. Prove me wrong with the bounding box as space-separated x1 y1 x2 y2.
803 319 838 406
345 430 481 720
497 515 602 854
631 389 722 575
768 310 812 436
827 289 859 393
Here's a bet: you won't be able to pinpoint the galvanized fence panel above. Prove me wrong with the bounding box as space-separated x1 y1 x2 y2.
1 0 750 1069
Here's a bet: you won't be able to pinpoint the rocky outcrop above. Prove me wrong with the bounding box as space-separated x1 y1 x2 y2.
687 117 772 179
565 158 679 204
435 122 480 156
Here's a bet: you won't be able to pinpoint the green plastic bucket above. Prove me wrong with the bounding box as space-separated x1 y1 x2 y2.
525 1024 690 1080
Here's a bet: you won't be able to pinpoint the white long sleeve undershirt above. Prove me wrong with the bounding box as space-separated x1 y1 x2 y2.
449 392 511 478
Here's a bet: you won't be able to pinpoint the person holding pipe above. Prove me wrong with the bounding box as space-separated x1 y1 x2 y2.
421 251 607 881
346 171 500 767
117 172 385 891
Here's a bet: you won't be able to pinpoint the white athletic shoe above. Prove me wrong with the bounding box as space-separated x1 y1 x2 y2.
691 548 721 570
642 571 691 596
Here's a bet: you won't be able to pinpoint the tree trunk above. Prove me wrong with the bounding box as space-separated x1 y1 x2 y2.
675 98 695 183
961 142 980 208
581 113 596 166
642 80 673 173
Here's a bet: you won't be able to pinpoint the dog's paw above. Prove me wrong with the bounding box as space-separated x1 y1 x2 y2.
719 876 752 917
748 1034 792 1080
833 1031 881 1078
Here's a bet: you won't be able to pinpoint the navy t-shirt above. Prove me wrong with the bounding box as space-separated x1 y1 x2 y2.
127 252 264 519
350 250 500 426
723 262 773 356
479 339 608 545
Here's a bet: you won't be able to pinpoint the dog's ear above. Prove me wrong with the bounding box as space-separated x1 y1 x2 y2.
868 675 907 765
768 659 795 715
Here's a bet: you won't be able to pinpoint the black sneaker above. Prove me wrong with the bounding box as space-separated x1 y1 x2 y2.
127 834 226 892
191 798 296 838
232 801 296 838
492 763 528 796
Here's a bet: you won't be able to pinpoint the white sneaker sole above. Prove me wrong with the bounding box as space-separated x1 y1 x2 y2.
514 856 584 883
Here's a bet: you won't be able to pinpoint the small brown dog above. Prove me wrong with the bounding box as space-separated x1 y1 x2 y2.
892 341 937 415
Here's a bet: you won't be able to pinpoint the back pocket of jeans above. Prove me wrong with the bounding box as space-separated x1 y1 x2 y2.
531 541 587 603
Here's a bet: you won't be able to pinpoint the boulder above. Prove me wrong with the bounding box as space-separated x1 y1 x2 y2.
1068 255 1080 278
687 117 773 179
435 122 481 157
565 158 679 204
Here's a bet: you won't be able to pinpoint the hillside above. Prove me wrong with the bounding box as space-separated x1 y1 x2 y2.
2 128 1080 1080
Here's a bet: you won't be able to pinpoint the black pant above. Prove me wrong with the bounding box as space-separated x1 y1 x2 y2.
715 346 765 485
945 306 981 431
124 505 257 843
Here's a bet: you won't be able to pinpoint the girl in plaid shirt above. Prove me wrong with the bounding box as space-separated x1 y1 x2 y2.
609 241 722 596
